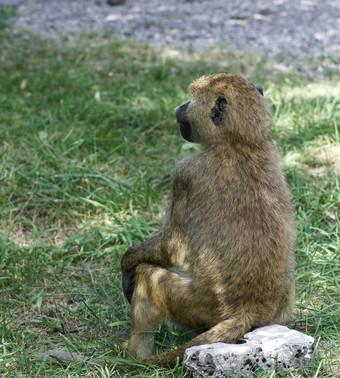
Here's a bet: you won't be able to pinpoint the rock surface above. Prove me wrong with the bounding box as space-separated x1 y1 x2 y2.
184 325 315 377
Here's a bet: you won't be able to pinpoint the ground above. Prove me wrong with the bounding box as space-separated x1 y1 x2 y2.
2 0 340 60
0 1 339 377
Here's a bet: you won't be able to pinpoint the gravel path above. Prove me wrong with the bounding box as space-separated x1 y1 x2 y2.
2 0 340 58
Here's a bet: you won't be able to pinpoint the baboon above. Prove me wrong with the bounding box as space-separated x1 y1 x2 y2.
121 73 296 367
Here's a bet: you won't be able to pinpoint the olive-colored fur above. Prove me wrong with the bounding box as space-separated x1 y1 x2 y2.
121 73 296 367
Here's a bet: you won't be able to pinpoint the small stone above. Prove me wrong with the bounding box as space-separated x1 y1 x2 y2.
107 0 126 5
184 325 315 377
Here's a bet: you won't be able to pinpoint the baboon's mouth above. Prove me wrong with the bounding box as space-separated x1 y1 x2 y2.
179 123 194 143
175 103 194 143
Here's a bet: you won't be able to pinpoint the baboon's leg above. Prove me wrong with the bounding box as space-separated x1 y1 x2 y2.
127 264 163 359
128 263 243 360
128 290 160 359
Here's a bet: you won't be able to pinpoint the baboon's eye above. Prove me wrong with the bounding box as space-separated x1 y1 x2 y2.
211 96 228 126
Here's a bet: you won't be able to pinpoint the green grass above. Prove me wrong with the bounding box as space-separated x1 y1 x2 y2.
0 6 339 377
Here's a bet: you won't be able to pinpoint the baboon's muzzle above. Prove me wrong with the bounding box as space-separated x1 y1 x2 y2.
175 101 194 143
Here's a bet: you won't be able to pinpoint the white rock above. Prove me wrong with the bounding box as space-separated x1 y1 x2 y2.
184 325 315 377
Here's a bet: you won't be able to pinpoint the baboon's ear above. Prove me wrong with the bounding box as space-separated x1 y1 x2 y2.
255 85 264 96
211 96 228 126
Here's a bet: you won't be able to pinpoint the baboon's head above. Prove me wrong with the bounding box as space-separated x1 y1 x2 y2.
175 73 272 146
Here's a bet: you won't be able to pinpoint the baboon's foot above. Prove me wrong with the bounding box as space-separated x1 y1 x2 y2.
113 329 130 356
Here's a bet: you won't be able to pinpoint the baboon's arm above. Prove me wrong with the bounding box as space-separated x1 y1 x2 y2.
121 232 171 302
121 232 171 271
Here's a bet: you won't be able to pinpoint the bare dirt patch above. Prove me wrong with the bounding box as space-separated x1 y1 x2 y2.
3 0 340 61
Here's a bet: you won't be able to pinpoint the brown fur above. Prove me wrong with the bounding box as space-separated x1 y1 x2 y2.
121 73 296 367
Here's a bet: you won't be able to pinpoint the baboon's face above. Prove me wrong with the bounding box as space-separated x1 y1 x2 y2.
175 73 268 146
175 96 228 143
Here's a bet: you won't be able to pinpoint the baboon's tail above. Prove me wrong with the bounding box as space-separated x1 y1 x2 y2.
142 317 248 367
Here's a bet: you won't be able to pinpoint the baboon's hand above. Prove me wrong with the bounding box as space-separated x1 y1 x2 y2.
121 246 138 303
122 270 135 304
